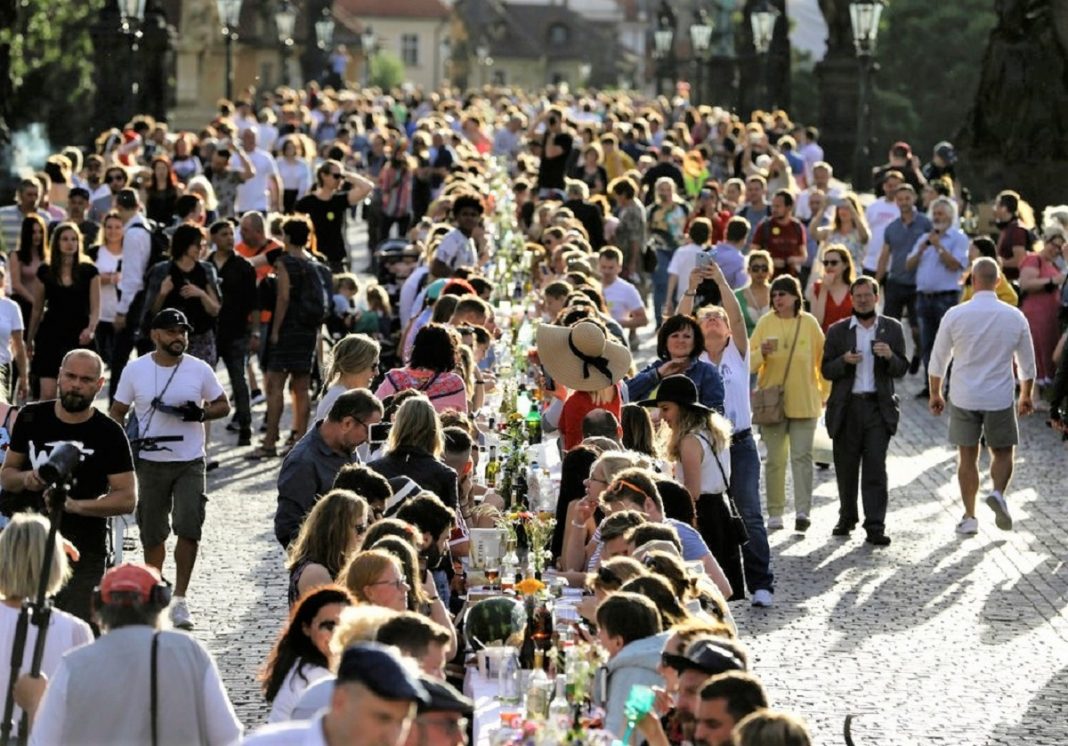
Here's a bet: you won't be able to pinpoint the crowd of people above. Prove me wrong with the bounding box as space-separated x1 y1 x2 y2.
0 78 1062 746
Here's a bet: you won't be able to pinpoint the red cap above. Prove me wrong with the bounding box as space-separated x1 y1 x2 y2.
891 140 911 154
100 563 162 605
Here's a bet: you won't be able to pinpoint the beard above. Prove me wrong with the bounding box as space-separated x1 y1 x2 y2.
165 339 187 356
676 711 696 741
60 390 94 413
853 308 877 320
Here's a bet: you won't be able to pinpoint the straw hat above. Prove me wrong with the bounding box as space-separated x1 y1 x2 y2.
536 320 632 392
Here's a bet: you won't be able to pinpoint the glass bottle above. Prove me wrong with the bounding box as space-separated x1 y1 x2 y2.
485 446 500 488
549 674 570 732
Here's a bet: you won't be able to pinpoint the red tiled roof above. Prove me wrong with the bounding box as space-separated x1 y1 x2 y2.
334 0 450 18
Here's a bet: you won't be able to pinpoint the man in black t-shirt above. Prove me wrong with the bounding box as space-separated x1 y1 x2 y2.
294 158 374 272
0 350 135 625
531 108 573 198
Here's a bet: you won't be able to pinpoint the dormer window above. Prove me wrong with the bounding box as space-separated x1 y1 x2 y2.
548 23 569 46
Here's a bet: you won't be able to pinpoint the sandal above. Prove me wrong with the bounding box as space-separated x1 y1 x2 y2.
245 445 278 460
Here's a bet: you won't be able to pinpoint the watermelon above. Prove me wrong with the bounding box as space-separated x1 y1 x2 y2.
464 596 527 651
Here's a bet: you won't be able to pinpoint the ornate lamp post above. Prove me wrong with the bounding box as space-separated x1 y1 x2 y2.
275 0 296 87
850 0 884 190
361 27 376 87
750 0 778 110
652 1 675 97
475 42 493 88
117 0 147 119
316 8 335 50
214 0 243 101
689 8 713 105
578 62 592 88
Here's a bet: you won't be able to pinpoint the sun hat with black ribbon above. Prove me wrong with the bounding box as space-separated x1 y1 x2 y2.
536 320 632 392
637 374 711 412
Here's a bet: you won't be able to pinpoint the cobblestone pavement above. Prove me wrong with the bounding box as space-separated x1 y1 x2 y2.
125 226 1068 743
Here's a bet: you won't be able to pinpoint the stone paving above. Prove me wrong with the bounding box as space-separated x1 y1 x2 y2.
121 226 1068 743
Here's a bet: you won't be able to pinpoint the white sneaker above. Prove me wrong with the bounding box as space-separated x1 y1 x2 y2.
955 516 979 535
751 589 774 608
767 516 784 531
170 597 194 630
985 492 1013 531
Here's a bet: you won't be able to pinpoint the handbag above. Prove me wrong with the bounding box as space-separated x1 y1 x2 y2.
750 317 801 426
702 434 749 547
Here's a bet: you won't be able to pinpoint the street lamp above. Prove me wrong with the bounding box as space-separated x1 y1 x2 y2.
275 0 296 87
214 0 243 101
578 62 592 88
850 0 884 189
117 0 147 119
361 26 376 87
689 8 712 104
750 1 778 109
653 1 675 96
315 8 335 51
475 42 494 87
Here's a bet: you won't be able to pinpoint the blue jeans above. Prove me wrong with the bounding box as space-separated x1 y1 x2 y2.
916 291 957 378
730 430 774 593
218 335 251 428
653 248 673 327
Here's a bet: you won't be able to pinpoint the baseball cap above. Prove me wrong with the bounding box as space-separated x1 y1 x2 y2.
891 140 912 155
662 638 746 676
151 309 193 332
426 278 448 301
99 563 163 605
934 140 957 164
417 676 474 716
336 642 429 704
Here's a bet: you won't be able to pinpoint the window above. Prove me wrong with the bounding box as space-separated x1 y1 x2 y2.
548 23 569 46
401 34 419 66
492 70 506 85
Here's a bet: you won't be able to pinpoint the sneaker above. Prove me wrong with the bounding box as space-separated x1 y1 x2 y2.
170 597 194 630
225 420 240 433
751 589 774 608
250 389 266 406
955 516 979 535
985 492 1013 531
767 516 784 531
238 429 252 446
795 513 811 532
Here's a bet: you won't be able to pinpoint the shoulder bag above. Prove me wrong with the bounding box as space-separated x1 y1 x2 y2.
698 433 749 547
750 317 801 426
128 359 182 458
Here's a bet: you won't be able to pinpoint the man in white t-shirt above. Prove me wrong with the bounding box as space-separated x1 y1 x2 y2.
598 246 647 346
231 128 281 214
861 170 903 274
430 193 483 277
110 309 230 631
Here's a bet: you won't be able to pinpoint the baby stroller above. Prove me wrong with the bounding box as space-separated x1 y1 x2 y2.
373 239 423 370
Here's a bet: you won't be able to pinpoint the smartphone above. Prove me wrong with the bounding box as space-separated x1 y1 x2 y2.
369 422 392 443
696 252 715 270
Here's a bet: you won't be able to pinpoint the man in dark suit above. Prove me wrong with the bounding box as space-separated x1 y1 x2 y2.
820 277 910 545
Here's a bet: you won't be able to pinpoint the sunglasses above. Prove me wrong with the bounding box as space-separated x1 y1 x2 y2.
749 264 769 272
327 171 343 178
354 522 368 534
822 259 841 267
107 174 127 183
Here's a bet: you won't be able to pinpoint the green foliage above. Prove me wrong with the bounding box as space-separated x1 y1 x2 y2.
0 0 106 147
369 51 406 90
872 0 996 158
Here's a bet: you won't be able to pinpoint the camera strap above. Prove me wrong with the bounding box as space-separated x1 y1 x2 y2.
140 358 183 442
150 631 159 746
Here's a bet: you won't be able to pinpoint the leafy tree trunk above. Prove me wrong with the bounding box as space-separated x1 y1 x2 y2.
0 0 17 145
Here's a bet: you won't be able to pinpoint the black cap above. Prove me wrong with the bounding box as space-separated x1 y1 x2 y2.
150 309 193 332
676 638 746 676
638 375 710 412
336 642 429 704
417 675 474 716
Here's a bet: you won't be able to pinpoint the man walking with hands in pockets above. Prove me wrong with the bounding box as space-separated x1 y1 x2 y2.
110 309 230 629
928 257 1036 536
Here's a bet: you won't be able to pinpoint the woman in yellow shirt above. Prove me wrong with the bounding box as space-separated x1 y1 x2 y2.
750 275 826 532
960 235 1018 305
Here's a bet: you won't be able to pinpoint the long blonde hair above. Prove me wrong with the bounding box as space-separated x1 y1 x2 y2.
324 334 380 388
666 406 732 461
387 395 444 457
0 514 71 599
342 549 401 603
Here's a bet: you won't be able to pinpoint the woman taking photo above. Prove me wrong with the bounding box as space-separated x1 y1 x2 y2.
315 333 380 420
366 395 459 508
735 250 773 337
286 489 371 606
626 314 725 411
376 323 468 414
261 585 353 723
749 275 825 533
639 375 741 600
343 548 410 612
90 212 125 362
811 192 870 271
27 223 100 401
0 261 29 403
806 244 855 333
146 224 221 365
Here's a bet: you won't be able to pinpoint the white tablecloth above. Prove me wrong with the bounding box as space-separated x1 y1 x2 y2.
464 666 502 746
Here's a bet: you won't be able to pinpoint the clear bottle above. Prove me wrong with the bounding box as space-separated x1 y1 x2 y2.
485 446 500 488
549 674 570 731
498 650 521 706
526 651 550 719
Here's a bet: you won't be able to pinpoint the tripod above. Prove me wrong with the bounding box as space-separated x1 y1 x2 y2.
0 480 69 746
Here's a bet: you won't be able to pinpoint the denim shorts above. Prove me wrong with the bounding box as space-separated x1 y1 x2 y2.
135 458 207 546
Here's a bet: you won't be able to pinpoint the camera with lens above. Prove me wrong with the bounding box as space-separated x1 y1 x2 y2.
39 442 82 487
152 398 205 422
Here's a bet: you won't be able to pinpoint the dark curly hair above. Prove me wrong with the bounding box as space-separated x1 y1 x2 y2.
409 322 458 373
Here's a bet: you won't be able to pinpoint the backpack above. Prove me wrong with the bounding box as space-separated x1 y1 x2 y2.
292 256 333 325
129 221 170 280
